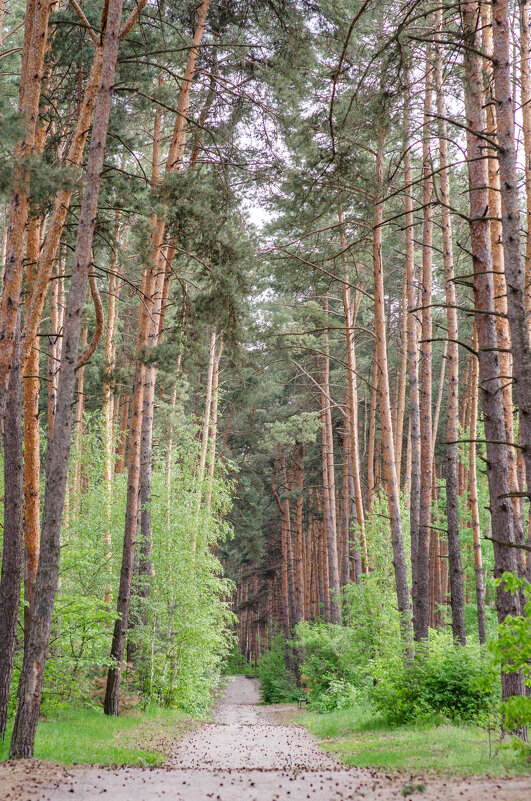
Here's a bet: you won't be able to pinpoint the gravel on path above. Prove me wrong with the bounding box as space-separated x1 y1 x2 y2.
2 675 530 801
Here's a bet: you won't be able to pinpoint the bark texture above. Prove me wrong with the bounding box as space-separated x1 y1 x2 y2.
373 128 411 640
460 1 524 705
0 320 23 737
10 0 124 756
435 9 466 645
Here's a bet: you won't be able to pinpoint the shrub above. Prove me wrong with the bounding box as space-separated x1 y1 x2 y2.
257 635 299 704
222 644 257 676
371 630 497 725
489 572 531 730
295 622 370 711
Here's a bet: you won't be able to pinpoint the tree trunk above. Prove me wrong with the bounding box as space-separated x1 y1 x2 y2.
102 228 120 602
273 457 291 639
196 328 217 522
491 0 531 577
395 273 408 487
338 208 367 569
460 1 524 705
469 326 487 644
435 8 466 644
71 327 87 526
293 443 305 623
281 447 296 629
104 269 151 715
340 428 351 586
206 335 223 513
482 2 525 568
519 0 531 581
367 354 378 512
0 318 23 737
404 73 421 602
10 0 124 755
47 261 62 438
373 127 412 641
415 49 434 641
115 393 130 474
23 214 42 633
0 0 51 423
318 311 341 624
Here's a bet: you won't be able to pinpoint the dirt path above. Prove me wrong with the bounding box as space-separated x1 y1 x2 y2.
3 676 530 800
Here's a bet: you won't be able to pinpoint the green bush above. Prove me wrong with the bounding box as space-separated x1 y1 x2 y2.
295 622 370 711
371 630 496 724
222 644 257 676
489 572 531 730
257 635 299 704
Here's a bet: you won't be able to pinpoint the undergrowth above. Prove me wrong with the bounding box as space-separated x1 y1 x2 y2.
300 704 531 777
0 707 190 766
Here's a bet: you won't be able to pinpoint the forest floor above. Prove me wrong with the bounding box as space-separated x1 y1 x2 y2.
1 676 530 801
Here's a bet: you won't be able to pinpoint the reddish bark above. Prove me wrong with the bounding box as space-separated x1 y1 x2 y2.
11 0 125 755
373 128 411 640
0 0 52 423
460 1 524 704
435 9 466 644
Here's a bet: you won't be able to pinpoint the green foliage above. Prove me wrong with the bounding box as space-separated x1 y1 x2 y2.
4 413 236 720
222 644 257 676
489 572 531 730
257 635 299 704
371 631 497 725
295 623 369 712
127 434 236 715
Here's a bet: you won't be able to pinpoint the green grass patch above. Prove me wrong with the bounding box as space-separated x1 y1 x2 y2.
0 706 191 766
301 705 531 777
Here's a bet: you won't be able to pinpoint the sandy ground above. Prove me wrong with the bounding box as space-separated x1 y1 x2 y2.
1 676 530 801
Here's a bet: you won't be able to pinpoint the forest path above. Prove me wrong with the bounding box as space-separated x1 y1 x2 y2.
28 676 530 800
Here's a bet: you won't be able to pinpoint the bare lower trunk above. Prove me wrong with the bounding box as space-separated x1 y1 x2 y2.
404 74 421 598
273 457 291 638
71 328 87 525
0 319 23 736
102 240 120 602
469 327 487 643
415 49 434 641
338 208 367 569
373 128 411 641
115 393 130 474
435 9 466 644
367 355 378 511
396 273 408 486
206 335 223 513
294 444 305 621
318 308 341 624
281 448 296 628
196 328 217 525
23 216 42 633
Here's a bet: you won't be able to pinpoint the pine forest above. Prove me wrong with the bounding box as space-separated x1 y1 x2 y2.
0 0 531 796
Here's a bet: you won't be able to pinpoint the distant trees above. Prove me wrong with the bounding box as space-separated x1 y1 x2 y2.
222 0 530 729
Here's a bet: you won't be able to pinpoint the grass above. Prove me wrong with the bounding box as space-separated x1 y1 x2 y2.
0 706 191 766
301 704 531 777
